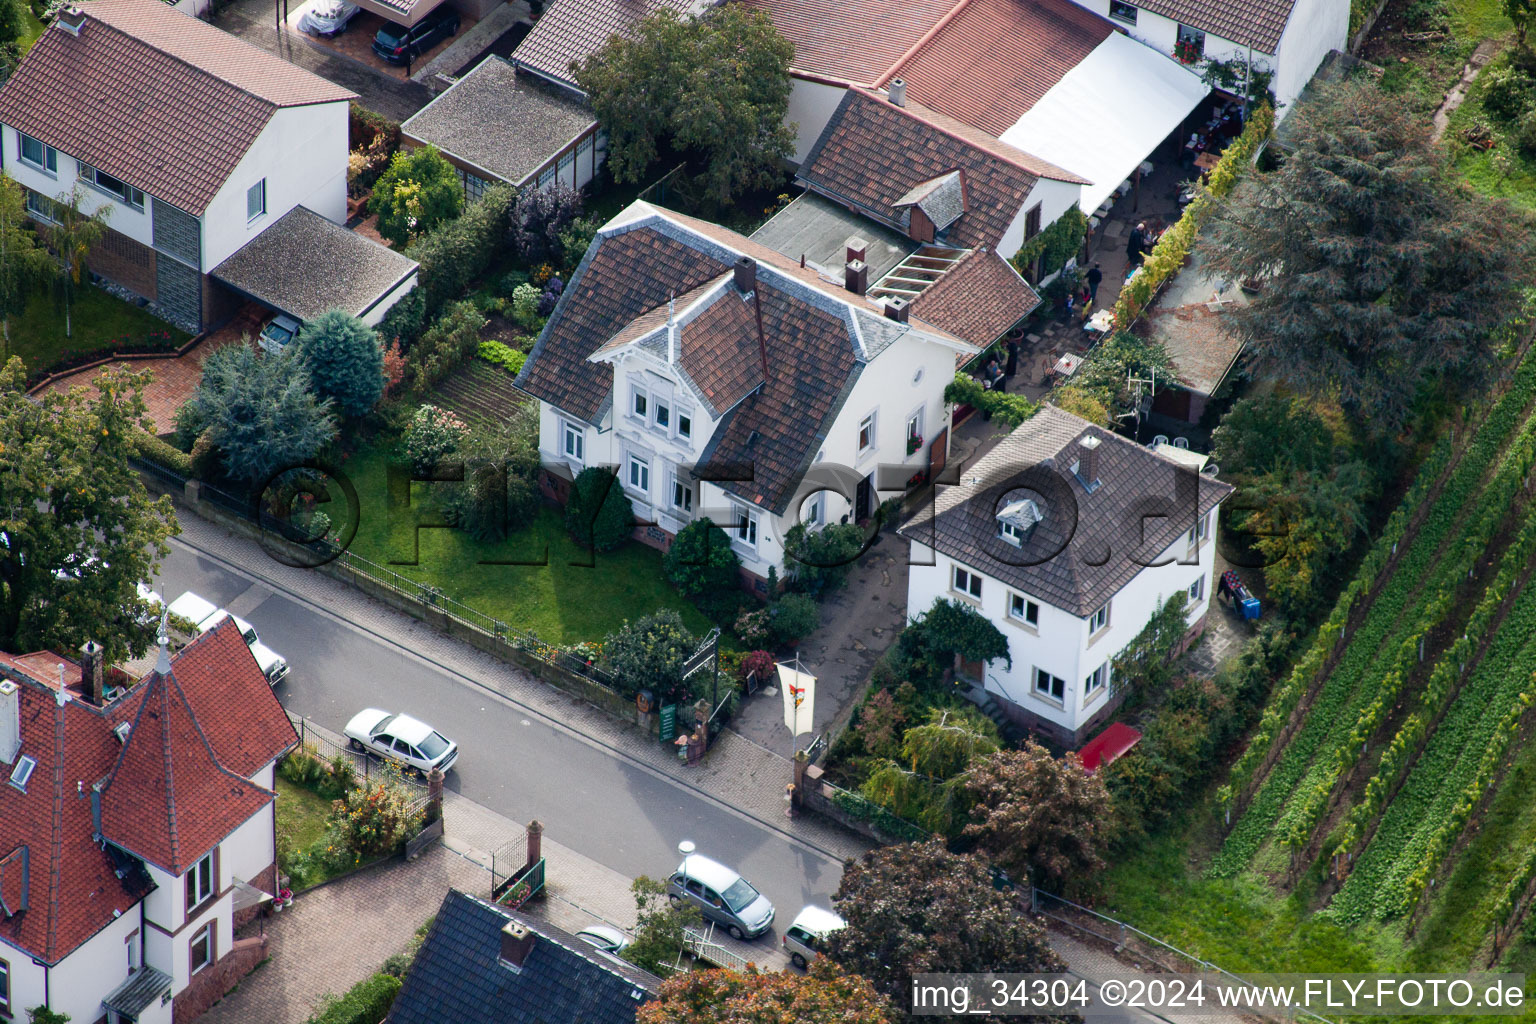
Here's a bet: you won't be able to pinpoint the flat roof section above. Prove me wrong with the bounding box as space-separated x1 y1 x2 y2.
750 191 916 284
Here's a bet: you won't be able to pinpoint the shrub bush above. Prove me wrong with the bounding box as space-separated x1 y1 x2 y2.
377 289 426 350
664 517 741 600
407 184 517 316
131 429 192 477
369 145 463 247
768 592 819 645
294 311 385 417
477 340 526 374
510 182 584 264
783 521 867 596
1517 107 1536 156
1485 63 1535 124
440 406 541 541
559 215 600 272
330 761 424 862
564 466 635 551
603 609 698 702
404 302 487 394
510 283 542 331
307 973 402 1024
401 404 468 474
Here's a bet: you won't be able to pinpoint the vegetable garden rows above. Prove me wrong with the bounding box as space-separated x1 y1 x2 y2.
1210 351 1536 936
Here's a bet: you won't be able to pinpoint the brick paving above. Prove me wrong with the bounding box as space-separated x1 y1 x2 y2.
283 5 479 82
38 317 252 434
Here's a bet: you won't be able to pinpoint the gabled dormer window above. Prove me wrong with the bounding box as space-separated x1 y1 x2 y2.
997 498 1042 546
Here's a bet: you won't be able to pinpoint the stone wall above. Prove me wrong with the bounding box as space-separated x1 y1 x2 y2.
152 199 201 269
172 935 268 1024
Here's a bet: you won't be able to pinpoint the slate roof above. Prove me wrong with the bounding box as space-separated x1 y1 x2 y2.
878 0 1113 136
798 89 1083 251
0 0 355 215
211 206 419 323
899 405 1233 615
389 890 659 1024
1145 302 1244 397
1132 0 1297 53
741 0 964 85
512 0 698 89
517 201 973 514
909 249 1039 347
0 620 294 963
401 57 597 187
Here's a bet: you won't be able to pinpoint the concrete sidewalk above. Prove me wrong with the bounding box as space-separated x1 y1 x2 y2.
165 491 871 866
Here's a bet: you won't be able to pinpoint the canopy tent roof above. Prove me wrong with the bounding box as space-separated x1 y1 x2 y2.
1077 722 1142 774
1000 33 1208 212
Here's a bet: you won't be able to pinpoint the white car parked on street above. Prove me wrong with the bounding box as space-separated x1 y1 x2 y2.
344 708 459 774
165 591 290 685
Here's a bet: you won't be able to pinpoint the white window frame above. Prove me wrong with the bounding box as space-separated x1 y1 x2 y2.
906 408 924 450
677 410 693 439
128 931 141 974
189 922 214 975
1088 601 1110 634
1034 667 1066 703
1008 591 1039 627
79 162 145 210
1084 662 1108 702
731 502 759 550
857 412 876 455
1000 522 1023 546
0 955 8 1015
627 454 650 495
801 492 823 526
671 474 693 513
632 387 648 420
1108 0 1137 23
953 565 982 600
18 133 56 175
23 189 54 223
1188 575 1205 602
653 396 671 431
1187 511 1210 546
1176 23 1206 56
186 850 214 909
560 418 584 464
246 178 266 222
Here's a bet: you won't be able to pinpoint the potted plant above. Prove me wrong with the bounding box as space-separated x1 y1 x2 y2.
906 433 924 455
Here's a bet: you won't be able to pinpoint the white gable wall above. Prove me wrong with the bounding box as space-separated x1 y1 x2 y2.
1272 0 1348 111
998 175 1089 259
223 764 277 887
202 100 349 270
905 501 1221 741
0 905 153 1024
0 124 156 248
787 76 849 166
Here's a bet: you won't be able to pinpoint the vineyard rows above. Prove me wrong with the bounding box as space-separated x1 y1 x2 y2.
1209 359 1536 878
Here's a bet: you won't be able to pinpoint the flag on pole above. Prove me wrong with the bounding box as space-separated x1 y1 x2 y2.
777 662 816 737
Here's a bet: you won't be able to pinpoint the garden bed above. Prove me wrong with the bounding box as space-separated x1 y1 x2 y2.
428 358 526 425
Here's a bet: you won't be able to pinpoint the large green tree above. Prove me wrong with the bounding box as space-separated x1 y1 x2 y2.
293 310 385 417
1197 79 1532 432
574 7 796 205
368 145 463 247
180 343 337 484
0 360 175 663
963 743 1115 892
827 840 1064 1022
638 960 892 1024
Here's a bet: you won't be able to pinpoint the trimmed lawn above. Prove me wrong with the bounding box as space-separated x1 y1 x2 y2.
17 7 43 51
9 283 187 377
340 439 714 644
276 776 332 852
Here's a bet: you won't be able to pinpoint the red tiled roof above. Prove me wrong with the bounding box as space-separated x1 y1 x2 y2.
0 620 293 963
741 0 963 85
909 250 1038 346
512 0 698 88
881 0 1112 136
798 90 1067 251
0 0 355 214
1132 0 1296 53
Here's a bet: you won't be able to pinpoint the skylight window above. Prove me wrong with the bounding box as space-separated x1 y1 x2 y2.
9 755 35 792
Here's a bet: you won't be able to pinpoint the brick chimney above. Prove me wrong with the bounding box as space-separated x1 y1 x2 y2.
733 255 756 294
844 259 868 296
500 920 536 969
0 680 17 764
79 641 104 705
845 238 867 265
1075 434 1102 492
883 296 909 323
888 77 907 107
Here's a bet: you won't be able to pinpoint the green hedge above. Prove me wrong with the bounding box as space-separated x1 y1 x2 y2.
1113 104 1274 330
406 185 517 317
132 429 192 477
307 973 401 1024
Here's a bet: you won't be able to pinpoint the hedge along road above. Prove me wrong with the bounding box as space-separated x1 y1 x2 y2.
151 509 858 944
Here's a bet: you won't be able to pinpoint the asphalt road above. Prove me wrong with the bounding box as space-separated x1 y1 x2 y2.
153 536 847 946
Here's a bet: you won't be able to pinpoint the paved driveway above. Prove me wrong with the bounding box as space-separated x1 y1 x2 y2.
213 0 432 121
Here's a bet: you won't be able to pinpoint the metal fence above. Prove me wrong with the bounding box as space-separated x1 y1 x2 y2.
1031 889 1337 1024
285 710 429 796
681 924 750 972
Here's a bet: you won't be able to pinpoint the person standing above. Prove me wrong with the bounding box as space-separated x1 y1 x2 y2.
1004 339 1019 386
1126 223 1146 269
1086 262 1103 305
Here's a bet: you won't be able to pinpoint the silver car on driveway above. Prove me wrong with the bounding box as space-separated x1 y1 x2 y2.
344 708 459 774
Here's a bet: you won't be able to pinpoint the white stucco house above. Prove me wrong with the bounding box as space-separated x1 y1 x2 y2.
0 619 298 1024
515 200 979 589
899 406 1232 746
1062 0 1349 115
0 0 417 334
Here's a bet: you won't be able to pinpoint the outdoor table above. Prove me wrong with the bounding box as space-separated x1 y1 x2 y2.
1194 152 1220 172
1052 353 1083 378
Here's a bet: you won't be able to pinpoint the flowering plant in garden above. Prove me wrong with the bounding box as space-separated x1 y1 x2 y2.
401 403 467 473
329 760 423 863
